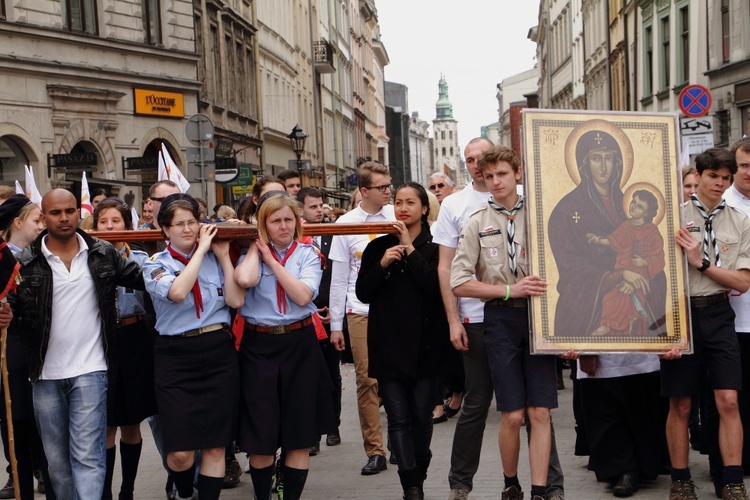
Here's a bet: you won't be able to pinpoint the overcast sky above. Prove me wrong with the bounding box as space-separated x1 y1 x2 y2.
376 1 541 152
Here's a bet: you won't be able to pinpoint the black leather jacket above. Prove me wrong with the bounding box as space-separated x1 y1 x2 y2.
14 229 145 382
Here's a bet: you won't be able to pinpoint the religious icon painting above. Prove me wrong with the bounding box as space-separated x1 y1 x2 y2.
522 109 691 354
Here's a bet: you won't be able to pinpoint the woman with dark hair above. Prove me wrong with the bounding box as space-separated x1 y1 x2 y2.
355 182 447 500
93 198 158 500
234 192 333 500
0 195 51 499
241 176 285 224
142 194 246 500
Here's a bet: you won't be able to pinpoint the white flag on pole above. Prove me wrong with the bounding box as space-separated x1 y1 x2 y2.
130 206 139 230
80 171 93 218
14 181 23 195
25 165 42 203
160 144 190 193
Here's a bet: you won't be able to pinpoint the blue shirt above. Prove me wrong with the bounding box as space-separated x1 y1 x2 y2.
239 242 322 326
143 247 231 335
117 247 148 319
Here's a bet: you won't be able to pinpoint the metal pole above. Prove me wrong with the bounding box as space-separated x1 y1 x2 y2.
198 117 208 201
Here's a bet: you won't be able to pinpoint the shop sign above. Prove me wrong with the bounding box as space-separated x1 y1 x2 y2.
134 88 184 118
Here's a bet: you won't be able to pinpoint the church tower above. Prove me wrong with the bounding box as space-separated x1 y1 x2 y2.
432 75 463 185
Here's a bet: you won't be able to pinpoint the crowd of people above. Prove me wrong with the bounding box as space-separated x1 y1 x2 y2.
0 137 749 500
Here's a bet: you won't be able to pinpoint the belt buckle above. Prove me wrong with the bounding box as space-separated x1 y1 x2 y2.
271 325 287 334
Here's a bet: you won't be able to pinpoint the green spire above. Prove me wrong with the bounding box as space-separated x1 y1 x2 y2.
435 74 453 120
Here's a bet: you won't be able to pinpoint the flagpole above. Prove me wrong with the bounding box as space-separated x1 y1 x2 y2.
0 305 20 500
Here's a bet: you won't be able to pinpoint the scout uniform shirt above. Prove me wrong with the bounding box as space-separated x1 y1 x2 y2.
450 201 528 293
682 199 750 296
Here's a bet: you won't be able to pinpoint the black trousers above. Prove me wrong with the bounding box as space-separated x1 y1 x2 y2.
379 377 437 471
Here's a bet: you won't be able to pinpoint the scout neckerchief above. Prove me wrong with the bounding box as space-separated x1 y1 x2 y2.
167 244 204 318
270 240 298 313
488 195 524 277
691 193 726 267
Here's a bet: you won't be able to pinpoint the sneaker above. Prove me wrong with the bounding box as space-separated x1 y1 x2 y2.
723 483 749 500
447 489 469 500
545 492 565 500
669 479 698 500
501 485 523 500
0 477 13 500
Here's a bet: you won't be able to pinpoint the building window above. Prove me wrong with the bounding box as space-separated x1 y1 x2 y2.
441 130 445 140
1 0 5 20
660 16 670 90
442 147 446 156
0 137 27 183
679 5 689 84
644 25 653 96
721 0 730 62
142 0 161 45
449 130 453 140
62 0 98 35
716 109 730 146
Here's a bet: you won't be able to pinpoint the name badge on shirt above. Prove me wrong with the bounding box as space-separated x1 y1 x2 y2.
479 229 502 238
687 226 701 233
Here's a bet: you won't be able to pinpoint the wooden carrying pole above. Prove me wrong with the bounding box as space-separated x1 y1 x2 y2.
1 321 20 500
87 222 399 243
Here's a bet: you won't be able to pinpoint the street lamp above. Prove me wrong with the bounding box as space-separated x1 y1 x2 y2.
288 124 310 177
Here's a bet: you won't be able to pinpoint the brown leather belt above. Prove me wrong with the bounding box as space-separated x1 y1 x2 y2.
116 315 144 328
690 292 729 308
178 323 226 338
245 315 314 334
486 297 529 308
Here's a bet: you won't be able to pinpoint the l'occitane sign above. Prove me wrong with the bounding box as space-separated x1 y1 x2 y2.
134 89 184 118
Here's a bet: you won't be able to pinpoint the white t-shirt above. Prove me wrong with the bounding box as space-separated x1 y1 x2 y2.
724 184 750 333
431 183 491 324
329 203 395 330
40 234 106 380
576 353 660 379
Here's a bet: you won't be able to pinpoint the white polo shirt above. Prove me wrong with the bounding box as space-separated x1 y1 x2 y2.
724 184 750 333
431 183 491 324
328 203 395 330
40 233 106 380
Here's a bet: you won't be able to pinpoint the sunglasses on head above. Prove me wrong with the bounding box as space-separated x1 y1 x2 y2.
429 183 445 191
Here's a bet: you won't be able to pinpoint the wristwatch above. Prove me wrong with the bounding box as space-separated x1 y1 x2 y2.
697 259 711 272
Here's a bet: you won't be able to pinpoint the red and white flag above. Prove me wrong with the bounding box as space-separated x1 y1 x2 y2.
80 171 93 218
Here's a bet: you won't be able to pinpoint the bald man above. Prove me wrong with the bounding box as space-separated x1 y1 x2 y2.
14 189 144 499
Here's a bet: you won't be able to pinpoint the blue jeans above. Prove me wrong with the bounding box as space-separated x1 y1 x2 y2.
33 371 108 500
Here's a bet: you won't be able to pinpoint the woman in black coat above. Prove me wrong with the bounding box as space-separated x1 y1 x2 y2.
356 182 448 500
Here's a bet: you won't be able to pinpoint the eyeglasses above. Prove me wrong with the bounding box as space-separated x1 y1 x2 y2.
150 196 166 202
429 183 445 191
169 220 199 229
366 184 393 193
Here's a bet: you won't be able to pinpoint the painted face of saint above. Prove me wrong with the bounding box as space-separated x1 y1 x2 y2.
588 150 616 189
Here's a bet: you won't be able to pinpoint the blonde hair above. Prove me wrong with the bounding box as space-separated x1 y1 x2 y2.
426 191 440 225
216 205 237 220
257 194 303 245
1 202 39 241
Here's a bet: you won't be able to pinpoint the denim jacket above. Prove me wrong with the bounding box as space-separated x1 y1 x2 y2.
14 229 145 382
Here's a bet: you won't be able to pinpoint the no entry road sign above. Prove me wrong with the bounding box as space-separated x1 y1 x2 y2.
679 85 712 117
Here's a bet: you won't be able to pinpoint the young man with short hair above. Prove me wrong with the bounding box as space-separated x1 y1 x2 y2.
666 147 750 500
296 186 342 449
278 169 302 197
450 145 557 500
329 161 394 475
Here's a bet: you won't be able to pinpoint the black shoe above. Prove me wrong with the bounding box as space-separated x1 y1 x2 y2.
34 469 45 494
308 441 320 456
326 432 341 446
222 457 242 488
690 425 702 451
613 473 637 497
443 403 460 418
403 486 425 500
0 477 13 500
432 413 448 424
361 455 387 475
389 452 398 465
